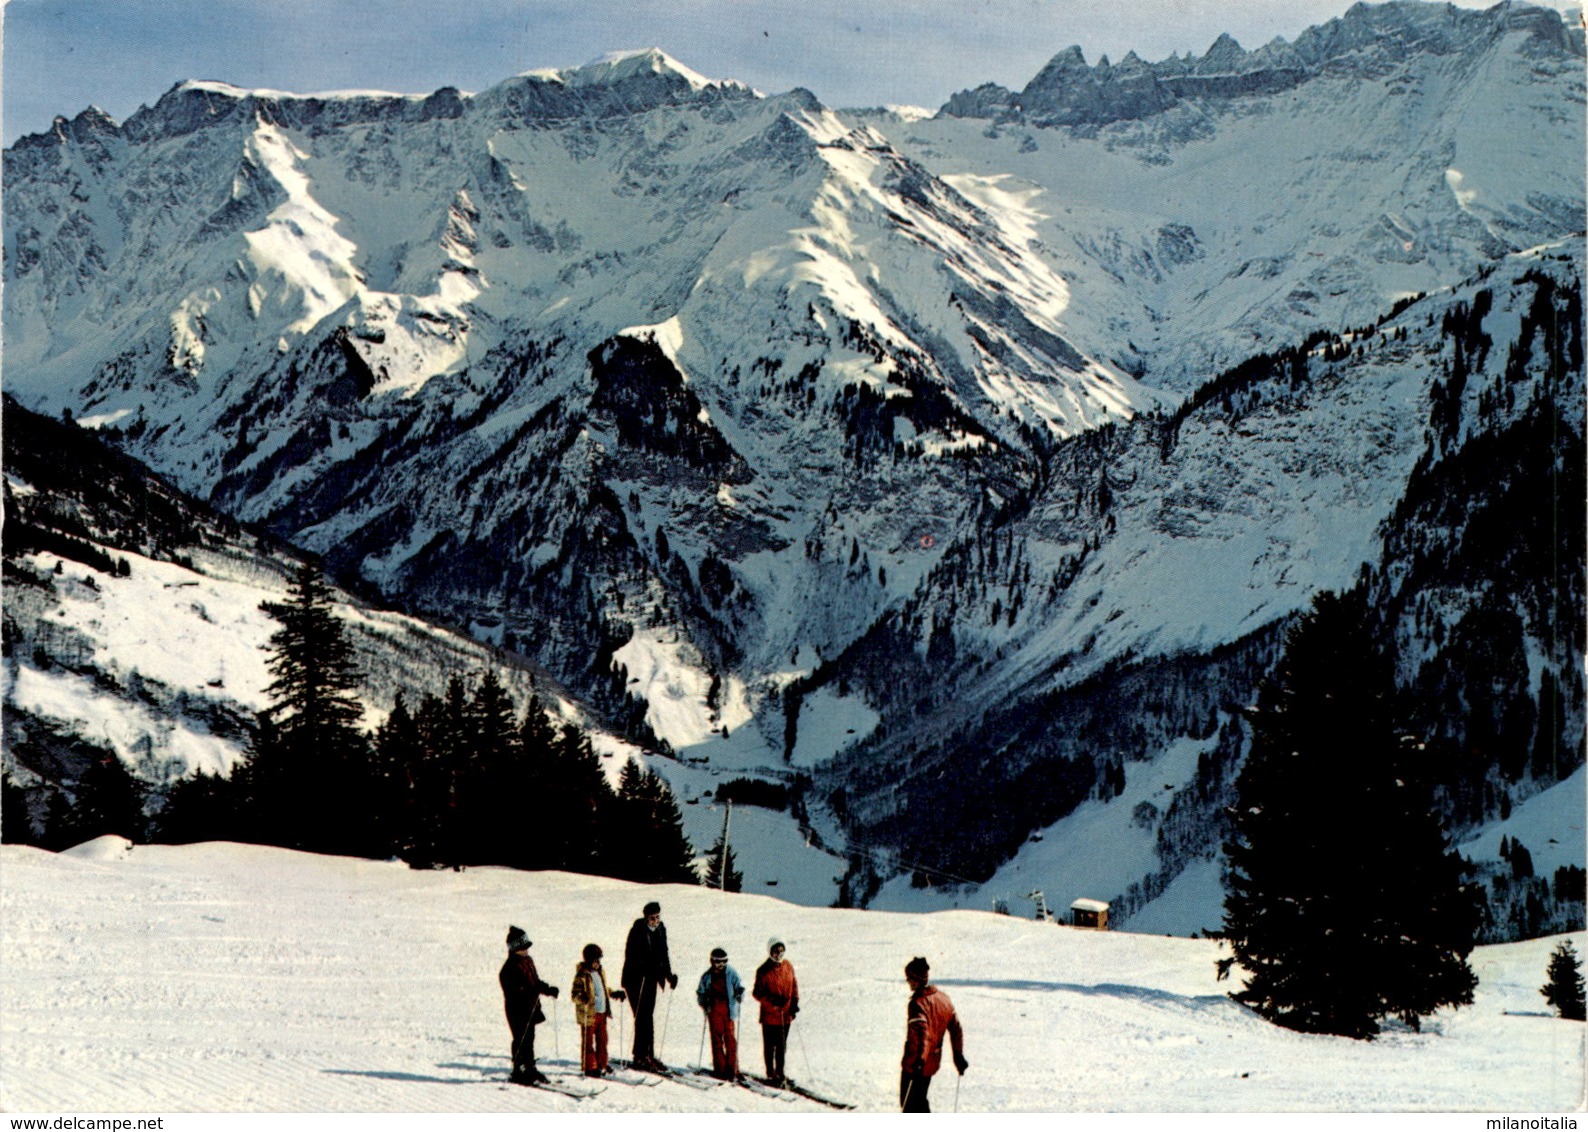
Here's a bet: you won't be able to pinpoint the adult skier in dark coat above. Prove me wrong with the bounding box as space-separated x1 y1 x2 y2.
899 956 966 1112
620 901 678 1070
499 925 559 1085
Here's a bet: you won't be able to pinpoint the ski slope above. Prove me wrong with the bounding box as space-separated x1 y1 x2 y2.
1 839 1580 1114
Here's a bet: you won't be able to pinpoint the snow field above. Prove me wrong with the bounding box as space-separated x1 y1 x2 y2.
1 839 1581 1115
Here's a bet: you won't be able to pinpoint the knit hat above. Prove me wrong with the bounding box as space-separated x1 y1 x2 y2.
644 901 662 916
506 926 531 951
710 947 728 961
767 937 785 954
583 943 603 962
904 956 930 981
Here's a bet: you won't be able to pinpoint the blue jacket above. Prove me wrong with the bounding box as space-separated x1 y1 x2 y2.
696 964 745 1020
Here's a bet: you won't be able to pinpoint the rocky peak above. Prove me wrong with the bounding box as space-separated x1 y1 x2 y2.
941 0 1581 129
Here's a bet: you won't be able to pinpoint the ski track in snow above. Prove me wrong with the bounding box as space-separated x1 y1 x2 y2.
1 840 1581 1114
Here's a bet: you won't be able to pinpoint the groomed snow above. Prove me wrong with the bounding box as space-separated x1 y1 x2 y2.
1 840 1581 1115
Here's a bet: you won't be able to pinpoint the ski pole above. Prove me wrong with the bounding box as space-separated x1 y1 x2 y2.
697 1011 708 1071
955 1072 961 1113
552 997 561 1060
795 1020 814 1082
511 1019 529 1077
662 981 675 1058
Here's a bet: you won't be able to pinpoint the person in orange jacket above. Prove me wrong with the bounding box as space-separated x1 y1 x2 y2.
751 937 799 1086
899 956 966 1112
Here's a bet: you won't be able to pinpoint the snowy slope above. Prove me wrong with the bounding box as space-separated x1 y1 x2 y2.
1 839 1581 1113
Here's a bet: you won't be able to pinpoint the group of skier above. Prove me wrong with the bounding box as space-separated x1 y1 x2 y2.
498 899 969 1110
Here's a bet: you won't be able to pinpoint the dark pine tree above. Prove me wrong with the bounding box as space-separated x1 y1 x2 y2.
407 690 455 866
1223 589 1481 1039
369 693 424 859
453 671 522 865
2 773 39 845
539 722 615 874
702 832 743 893
69 750 147 843
1541 939 1586 1021
611 758 698 884
246 564 372 856
156 769 244 845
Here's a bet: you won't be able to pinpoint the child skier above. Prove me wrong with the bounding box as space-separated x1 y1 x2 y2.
571 943 626 1077
498 926 559 1086
695 947 745 1080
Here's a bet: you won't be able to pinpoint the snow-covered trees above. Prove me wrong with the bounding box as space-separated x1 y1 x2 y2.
1541 940 1586 1021
1222 590 1481 1038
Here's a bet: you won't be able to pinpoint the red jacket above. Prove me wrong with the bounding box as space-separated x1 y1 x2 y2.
901 984 964 1077
752 958 799 1025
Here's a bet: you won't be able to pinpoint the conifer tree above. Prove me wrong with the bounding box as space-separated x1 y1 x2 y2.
1541 939 1586 1021
453 671 521 864
69 750 147 843
157 769 243 845
539 723 614 873
406 691 453 866
247 564 372 855
369 693 424 858
702 833 743 892
612 758 698 884
1 774 37 845
1223 589 1480 1038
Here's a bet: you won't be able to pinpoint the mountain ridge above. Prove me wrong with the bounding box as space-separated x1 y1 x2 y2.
3 0 1581 933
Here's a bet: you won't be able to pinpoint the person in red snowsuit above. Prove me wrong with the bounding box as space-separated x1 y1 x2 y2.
752 937 799 1086
695 947 745 1079
899 956 966 1112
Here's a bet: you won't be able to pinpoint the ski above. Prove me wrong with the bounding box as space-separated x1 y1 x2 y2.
657 1065 727 1090
782 1081 857 1111
616 1059 721 1090
678 1067 799 1102
727 1075 797 1102
532 1078 606 1100
601 1068 661 1088
502 1074 605 1100
704 1071 854 1110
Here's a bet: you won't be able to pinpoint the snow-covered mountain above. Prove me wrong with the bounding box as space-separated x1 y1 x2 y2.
3 5 1583 934
912 0 1586 383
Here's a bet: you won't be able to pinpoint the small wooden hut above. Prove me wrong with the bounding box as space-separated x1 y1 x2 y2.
1069 897 1110 931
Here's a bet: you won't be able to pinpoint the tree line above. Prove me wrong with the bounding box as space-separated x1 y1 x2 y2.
7 565 699 885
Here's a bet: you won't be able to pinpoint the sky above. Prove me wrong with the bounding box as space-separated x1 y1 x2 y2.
3 0 1583 143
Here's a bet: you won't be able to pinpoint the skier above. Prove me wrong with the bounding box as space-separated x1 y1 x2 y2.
571 943 626 1077
621 900 678 1071
695 947 745 1080
899 956 967 1112
499 926 560 1086
751 937 799 1086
